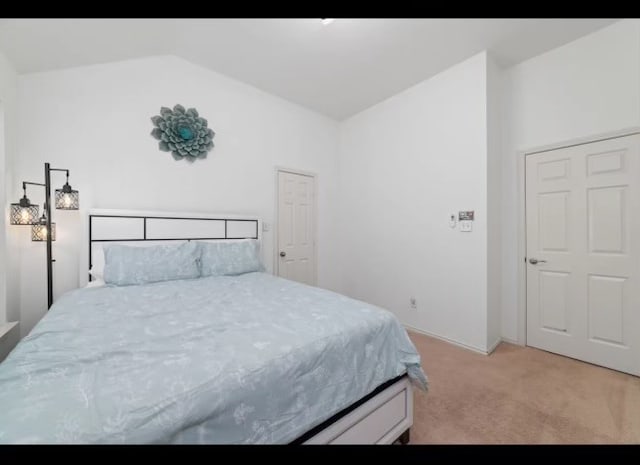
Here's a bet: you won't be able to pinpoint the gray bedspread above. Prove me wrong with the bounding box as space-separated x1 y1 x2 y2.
0 272 427 444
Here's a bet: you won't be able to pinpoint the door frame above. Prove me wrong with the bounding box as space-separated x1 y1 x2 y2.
516 126 640 346
274 167 318 285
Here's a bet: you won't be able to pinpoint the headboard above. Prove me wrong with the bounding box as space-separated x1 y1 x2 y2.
87 209 260 282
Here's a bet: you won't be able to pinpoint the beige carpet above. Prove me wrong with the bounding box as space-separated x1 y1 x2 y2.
407 330 640 444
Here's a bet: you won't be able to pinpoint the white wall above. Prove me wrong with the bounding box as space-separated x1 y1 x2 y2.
338 52 491 352
10 19 638 348
0 51 18 326
501 19 640 341
12 55 340 336
0 94 5 326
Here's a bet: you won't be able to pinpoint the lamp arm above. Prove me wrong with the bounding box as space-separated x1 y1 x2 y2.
22 181 46 190
48 168 69 173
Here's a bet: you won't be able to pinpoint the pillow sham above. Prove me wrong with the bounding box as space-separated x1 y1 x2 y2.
85 278 105 288
198 239 264 277
89 266 104 281
103 241 201 286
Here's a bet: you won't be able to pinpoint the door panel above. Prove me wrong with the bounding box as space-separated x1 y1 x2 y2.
587 149 625 175
587 186 626 254
538 192 570 252
526 134 640 376
277 171 316 286
539 271 570 333
537 158 570 181
587 275 626 346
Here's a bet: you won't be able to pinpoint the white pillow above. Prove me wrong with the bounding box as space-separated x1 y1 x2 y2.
86 278 105 288
89 266 104 281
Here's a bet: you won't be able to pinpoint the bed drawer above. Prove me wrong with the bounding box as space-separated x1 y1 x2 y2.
304 376 413 445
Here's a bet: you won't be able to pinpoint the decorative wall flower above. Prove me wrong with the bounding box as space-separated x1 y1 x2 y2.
150 104 215 162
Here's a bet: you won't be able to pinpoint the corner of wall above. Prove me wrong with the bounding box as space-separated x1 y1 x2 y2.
0 101 5 326
486 52 503 349
0 50 19 327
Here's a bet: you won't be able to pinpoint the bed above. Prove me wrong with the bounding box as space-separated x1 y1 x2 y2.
0 210 427 444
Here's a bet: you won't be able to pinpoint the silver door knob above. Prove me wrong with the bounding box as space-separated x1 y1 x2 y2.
280 251 286 257
529 258 547 265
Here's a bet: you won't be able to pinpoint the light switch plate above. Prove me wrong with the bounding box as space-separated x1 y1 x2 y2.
262 222 271 232
460 220 472 232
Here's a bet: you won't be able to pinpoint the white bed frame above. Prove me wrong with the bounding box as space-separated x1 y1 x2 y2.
300 376 413 444
84 209 413 444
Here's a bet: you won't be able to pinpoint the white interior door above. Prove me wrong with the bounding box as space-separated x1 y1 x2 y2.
277 170 316 285
526 134 640 376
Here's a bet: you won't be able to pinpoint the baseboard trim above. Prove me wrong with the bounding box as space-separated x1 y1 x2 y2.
0 321 18 339
0 321 20 363
486 337 502 355
404 324 492 355
500 336 520 346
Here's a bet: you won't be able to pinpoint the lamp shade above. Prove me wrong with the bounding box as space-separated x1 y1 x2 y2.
32 222 56 242
10 202 39 225
55 183 79 210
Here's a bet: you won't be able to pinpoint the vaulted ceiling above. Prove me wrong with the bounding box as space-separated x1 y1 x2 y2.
0 18 618 119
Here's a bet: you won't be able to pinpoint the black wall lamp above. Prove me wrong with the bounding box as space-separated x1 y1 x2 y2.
9 163 79 309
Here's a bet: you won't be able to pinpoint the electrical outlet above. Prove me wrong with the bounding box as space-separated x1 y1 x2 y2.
410 297 417 309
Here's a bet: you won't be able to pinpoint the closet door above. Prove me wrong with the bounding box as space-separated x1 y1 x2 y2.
526 134 640 376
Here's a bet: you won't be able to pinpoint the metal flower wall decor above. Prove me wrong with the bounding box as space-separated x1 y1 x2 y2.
150 104 215 161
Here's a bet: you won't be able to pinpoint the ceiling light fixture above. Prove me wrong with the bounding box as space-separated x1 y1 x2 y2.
320 18 335 25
